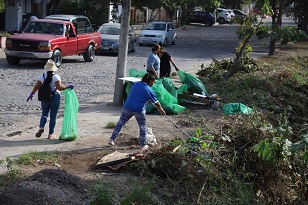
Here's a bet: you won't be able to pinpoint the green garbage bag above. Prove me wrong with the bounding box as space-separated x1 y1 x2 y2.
150 79 186 114
124 68 145 102
129 68 147 78
162 77 177 97
177 70 208 95
60 89 79 141
223 103 253 115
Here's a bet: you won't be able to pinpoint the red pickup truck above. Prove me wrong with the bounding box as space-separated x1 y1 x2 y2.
4 15 101 67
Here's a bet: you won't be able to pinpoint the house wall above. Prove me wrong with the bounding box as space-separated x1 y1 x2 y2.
5 0 22 32
5 0 50 32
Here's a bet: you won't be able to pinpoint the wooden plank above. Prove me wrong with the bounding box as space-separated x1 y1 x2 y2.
108 159 136 171
178 93 210 105
118 77 141 82
96 151 135 168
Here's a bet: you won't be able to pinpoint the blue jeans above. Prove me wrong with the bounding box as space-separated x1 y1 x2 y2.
111 108 147 146
39 92 60 135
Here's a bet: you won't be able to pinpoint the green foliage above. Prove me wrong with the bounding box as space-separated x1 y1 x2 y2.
106 121 116 129
120 179 159 205
280 26 308 44
252 137 292 163
0 31 10 37
203 0 222 12
0 158 21 189
256 25 308 44
196 57 258 82
0 0 4 13
89 180 159 205
236 14 263 40
16 152 58 165
195 45 307 202
89 181 115 205
255 24 271 40
236 42 253 58
132 0 162 10
60 0 110 28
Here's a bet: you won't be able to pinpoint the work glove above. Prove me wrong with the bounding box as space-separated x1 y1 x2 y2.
66 83 75 89
27 91 35 102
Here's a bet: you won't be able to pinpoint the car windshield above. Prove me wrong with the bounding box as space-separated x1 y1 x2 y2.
98 26 120 35
145 23 166 31
24 22 64 35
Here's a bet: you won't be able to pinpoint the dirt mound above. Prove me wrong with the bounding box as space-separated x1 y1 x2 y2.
0 169 90 205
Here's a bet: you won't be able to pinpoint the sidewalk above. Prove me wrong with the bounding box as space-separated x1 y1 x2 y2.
1 101 123 160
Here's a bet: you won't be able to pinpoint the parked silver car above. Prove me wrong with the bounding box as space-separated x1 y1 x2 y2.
97 23 136 53
138 21 177 46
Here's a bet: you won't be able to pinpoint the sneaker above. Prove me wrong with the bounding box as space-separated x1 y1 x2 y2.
47 134 56 139
35 128 44 138
108 138 115 146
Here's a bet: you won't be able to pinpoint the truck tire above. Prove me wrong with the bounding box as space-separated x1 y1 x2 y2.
6 56 20 65
83 45 95 62
52 49 62 67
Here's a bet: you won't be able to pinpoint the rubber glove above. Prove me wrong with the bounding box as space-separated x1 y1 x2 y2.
27 91 35 102
66 83 75 89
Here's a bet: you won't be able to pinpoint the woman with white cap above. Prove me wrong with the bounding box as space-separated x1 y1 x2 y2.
26 59 74 139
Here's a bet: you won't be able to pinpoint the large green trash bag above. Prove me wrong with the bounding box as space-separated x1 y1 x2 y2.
175 84 188 104
124 81 133 102
129 68 147 78
162 77 177 97
177 70 208 95
60 89 79 141
223 103 253 115
124 69 145 102
150 79 186 114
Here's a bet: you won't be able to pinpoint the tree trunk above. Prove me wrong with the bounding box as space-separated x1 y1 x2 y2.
277 0 284 26
180 5 187 26
113 0 131 105
223 37 250 78
303 7 308 34
269 0 277 56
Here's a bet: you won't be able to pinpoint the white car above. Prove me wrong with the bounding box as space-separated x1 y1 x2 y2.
138 21 177 46
216 8 232 24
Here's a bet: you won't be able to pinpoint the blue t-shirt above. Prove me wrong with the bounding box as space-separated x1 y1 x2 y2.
124 81 158 113
147 53 160 73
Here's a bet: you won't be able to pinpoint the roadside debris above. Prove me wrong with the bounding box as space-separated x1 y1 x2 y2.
96 151 135 169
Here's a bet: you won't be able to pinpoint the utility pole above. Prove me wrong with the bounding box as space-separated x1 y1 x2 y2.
113 0 131 105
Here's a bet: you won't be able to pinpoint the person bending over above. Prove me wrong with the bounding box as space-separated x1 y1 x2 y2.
108 72 166 151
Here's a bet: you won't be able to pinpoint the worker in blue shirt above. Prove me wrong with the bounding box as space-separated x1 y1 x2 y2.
108 72 166 151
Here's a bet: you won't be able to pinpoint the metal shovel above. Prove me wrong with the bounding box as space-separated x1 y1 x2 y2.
165 115 191 138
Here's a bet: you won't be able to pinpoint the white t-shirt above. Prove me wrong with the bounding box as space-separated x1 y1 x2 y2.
38 72 61 93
